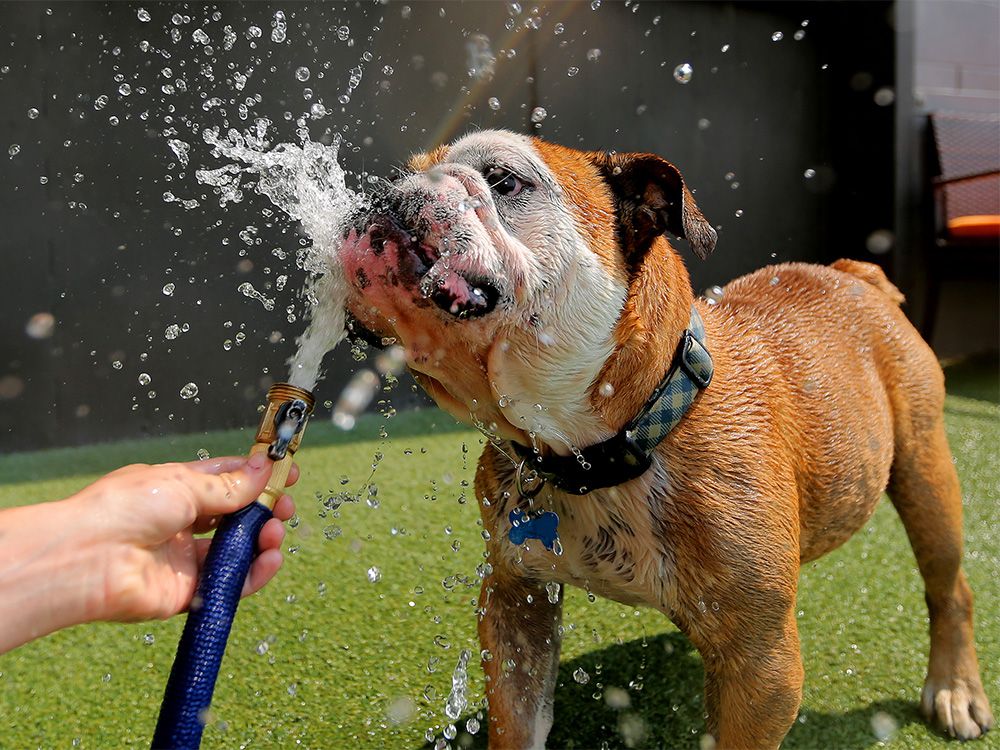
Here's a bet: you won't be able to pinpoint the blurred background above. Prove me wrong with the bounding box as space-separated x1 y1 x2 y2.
1 0 997 453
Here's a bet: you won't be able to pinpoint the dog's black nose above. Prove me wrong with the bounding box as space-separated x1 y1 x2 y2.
428 273 500 319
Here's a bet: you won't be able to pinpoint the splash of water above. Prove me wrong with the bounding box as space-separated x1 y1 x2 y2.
444 648 471 722
196 120 362 390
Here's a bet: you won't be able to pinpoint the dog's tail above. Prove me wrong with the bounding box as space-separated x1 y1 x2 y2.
830 258 905 305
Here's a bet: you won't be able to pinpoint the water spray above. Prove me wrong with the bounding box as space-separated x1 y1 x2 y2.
152 104 357 749
152 383 314 750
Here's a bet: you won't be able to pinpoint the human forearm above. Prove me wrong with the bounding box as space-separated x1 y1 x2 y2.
0 497 105 654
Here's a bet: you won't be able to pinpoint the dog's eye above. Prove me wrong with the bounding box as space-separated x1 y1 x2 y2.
483 166 526 197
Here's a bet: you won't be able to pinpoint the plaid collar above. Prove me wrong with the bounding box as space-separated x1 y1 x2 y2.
513 306 713 496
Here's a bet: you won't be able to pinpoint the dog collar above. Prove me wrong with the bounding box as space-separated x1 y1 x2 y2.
512 306 713 496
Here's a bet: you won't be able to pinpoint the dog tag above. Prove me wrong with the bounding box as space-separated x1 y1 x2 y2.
508 508 560 552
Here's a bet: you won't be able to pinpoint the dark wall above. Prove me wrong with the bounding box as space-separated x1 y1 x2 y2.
0 1 895 453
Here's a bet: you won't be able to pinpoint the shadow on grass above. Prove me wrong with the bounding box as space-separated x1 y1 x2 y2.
427 632 928 750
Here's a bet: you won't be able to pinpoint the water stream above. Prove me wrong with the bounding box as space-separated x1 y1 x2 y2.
196 122 358 391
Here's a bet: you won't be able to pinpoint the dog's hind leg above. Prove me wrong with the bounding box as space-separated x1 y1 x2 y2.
888 411 994 739
478 571 562 749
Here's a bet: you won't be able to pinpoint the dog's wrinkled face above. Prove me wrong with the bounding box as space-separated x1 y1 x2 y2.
339 129 714 453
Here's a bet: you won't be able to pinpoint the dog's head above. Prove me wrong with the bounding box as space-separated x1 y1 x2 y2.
339 129 715 453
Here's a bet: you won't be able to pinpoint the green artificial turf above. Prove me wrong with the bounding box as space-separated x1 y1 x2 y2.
0 361 997 749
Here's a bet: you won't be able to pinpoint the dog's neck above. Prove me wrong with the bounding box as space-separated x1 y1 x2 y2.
592 239 696 434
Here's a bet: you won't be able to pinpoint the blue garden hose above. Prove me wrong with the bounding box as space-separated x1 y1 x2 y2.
151 501 272 749
151 383 314 750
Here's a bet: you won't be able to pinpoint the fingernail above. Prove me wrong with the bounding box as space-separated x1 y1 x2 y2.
247 453 269 471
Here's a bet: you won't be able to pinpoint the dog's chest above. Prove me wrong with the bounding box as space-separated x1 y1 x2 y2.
492 481 678 609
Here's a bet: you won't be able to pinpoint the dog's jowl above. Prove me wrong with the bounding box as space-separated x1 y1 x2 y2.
337 130 993 748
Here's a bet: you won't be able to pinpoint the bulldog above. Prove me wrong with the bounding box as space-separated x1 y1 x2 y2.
337 130 993 748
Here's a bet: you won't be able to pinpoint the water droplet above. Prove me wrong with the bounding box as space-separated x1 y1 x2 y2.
270 11 286 43
771 31 784 41
567 66 579 77
142 633 155 645
673 63 693 84
179 382 199 399
466 717 480 734
735 209 744 218
866 229 894 255
196 448 210 460
573 667 591 684
162 282 175 296
137 7 151 22
255 640 269 655
530 106 547 123
27 108 39 119
25 312 55 339
604 685 631 709
590 0 601 9
587 48 602 62
870 710 898 741
118 83 131 96
112 360 123 370
192 28 210 45
164 324 181 340
793 29 806 41
546 581 561 604
336 25 350 41
367 566 382 583
703 285 725 305
598 382 615 397
295 66 310 82
8 144 20 157
238 281 275 311
873 87 895 107
803 168 816 179
137 373 151 386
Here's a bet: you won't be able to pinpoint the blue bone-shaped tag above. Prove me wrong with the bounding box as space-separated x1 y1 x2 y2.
508 508 560 552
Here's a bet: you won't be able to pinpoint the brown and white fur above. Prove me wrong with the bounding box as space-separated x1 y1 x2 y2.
336 130 993 748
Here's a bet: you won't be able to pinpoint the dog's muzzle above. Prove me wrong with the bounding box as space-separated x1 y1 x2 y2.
344 202 501 320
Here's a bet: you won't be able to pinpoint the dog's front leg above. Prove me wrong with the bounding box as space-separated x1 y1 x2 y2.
478 570 563 749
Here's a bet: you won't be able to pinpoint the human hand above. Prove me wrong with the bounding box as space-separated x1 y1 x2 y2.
0 454 297 653
77 453 298 623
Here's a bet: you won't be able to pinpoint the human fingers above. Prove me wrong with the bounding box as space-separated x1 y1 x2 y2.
186 453 273 517
242 549 283 598
191 514 283 564
271 493 295 522
184 455 251 475
256 516 286 552
186 456 298 485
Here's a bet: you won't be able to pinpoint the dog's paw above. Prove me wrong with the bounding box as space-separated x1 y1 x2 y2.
921 677 994 740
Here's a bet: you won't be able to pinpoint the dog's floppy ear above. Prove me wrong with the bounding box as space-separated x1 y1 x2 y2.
589 151 717 262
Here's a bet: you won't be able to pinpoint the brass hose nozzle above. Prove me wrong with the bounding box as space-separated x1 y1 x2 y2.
249 383 315 510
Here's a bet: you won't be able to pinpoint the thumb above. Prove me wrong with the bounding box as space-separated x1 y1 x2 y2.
185 453 274 517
